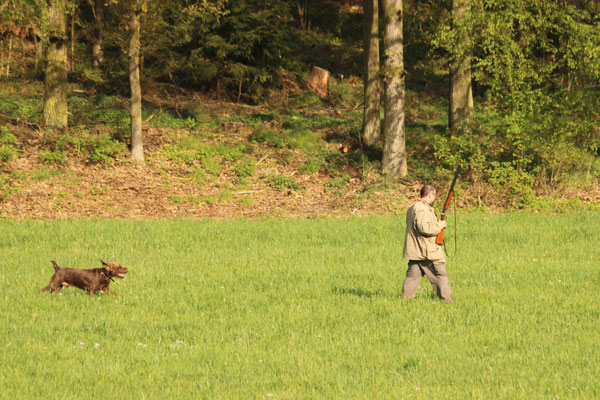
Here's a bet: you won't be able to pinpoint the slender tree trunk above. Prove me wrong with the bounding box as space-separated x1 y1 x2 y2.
34 33 43 73
1 39 4 77
449 0 473 133
5 36 12 77
92 0 104 69
297 0 309 30
362 0 382 147
70 2 76 71
43 0 68 129
382 0 407 179
128 7 144 162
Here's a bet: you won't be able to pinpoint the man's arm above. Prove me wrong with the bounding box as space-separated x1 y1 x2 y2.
415 209 447 237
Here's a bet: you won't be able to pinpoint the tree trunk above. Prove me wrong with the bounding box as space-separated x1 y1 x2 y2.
382 0 407 179
1 39 4 77
92 0 104 69
128 7 144 163
70 2 76 71
449 0 473 133
5 36 12 77
297 0 309 30
34 33 43 73
362 0 382 147
43 0 68 129
308 66 330 98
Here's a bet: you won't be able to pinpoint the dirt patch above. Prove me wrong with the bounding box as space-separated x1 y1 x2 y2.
0 124 420 220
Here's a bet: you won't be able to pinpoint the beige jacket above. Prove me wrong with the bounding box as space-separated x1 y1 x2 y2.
403 200 445 261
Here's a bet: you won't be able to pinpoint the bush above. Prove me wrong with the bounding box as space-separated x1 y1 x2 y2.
40 150 67 165
33 167 63 181
239 196 254 206
250 127 322 153
298 157 325 174
162 145 196 165
0 127 19 162
40 127 126 164
0 173 14 199
327 77 362 109
0 145 17 162
190 167 208 186
87 135 127 164
235 158 258 178
267 175 299 191
199 156 223 176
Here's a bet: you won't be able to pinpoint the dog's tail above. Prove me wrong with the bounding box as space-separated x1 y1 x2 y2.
51 260 60 271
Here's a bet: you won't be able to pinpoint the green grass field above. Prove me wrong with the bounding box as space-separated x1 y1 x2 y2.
1 214 599 399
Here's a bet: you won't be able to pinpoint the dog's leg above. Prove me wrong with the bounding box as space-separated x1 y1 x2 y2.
40 278 62 293
39 285 52 293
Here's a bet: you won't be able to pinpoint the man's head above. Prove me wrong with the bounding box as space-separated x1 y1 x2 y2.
419 185 437 206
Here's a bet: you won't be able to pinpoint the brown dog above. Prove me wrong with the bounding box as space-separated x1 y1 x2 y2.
40 260 128 296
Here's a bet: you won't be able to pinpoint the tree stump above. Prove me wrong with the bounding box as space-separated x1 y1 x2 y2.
308 66 330 98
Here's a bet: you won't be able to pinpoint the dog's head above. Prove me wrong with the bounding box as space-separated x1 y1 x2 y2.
101 261 128 278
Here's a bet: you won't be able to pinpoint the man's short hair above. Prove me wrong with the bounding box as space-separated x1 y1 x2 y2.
420 185 436 198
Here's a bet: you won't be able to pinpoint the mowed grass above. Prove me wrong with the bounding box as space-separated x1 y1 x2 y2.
0 214 599 399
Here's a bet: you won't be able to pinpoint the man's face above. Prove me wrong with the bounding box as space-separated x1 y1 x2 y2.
427 191 437 206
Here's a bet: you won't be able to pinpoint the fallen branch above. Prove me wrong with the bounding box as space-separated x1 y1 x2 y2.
0 112 42 131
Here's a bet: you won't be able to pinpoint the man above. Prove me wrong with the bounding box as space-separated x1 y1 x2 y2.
401 184 453 302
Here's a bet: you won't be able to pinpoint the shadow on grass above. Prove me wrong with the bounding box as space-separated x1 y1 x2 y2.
331 286 385 298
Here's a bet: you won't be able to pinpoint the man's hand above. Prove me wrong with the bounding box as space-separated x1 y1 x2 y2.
439 220 447 229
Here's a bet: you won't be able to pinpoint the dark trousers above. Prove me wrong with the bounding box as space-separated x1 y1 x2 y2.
401 260 453 302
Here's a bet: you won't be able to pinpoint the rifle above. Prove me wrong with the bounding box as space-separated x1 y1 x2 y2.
435 166 460 246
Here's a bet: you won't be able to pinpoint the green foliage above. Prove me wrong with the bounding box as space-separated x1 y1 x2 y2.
67 95 131 132
327 78 362 109
0 146 17 163
250 127 322 153
267 175 299 191
282 112 356 133
590 158 600 178
32 167 63 181
143 0 298 100
288 91 324 110
234 157 258 178
42 127 127 165
224 110 281 127
189 167 208 187
163 139 253 171
238 196 254 206
169 188 233 205
525 195 594 213
0 127 19 162
0 126 19 146
40 150 67 165
487 162 536 209
250 128 286 149
0 174 12 200
425 0 600 202
298 157 325 175
325 173 351 189
434 87 600 207
199 156 223 176
86 135 128 164
161 145 196 165
0 94 41 124
148 111 199 131
324 173 352 196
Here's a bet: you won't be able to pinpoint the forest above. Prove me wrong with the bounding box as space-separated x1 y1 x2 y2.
1 0 599 215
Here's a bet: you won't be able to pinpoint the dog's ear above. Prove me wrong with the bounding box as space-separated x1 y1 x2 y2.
100 260 109 267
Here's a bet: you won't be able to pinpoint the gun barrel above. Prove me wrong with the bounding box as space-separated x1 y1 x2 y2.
436 166 460 246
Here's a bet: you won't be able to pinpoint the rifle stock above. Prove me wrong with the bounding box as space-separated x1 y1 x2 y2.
435 167 460 246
